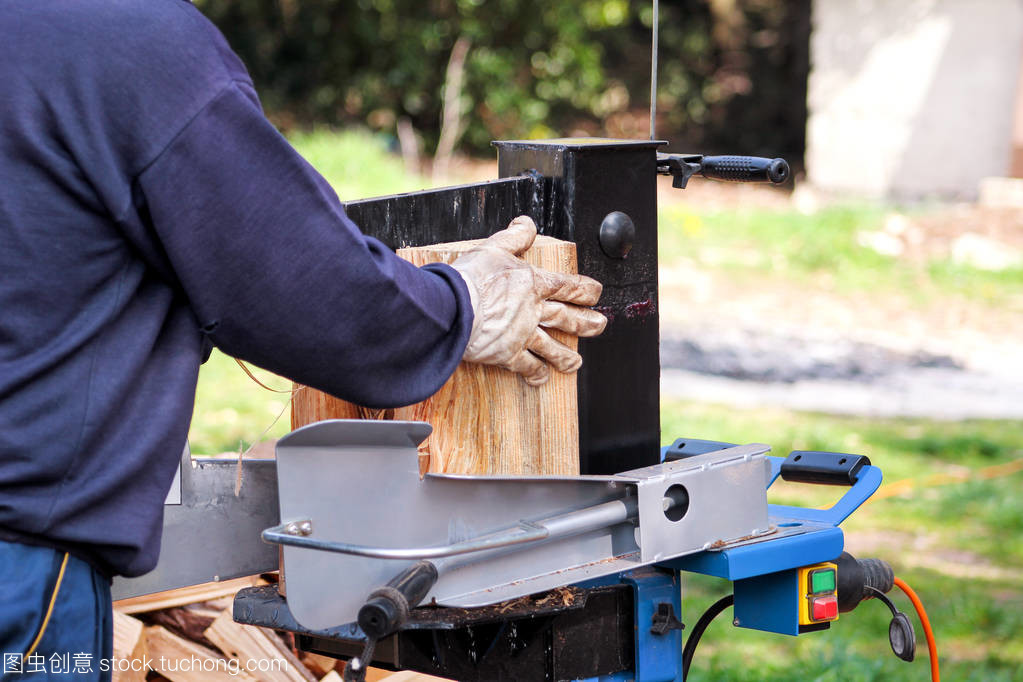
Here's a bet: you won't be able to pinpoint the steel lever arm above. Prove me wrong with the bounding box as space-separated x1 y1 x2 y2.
263 496 638 562
262 519 548 559
657 153 790 189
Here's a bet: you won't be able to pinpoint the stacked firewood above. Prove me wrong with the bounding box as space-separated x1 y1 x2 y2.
112 576 447 682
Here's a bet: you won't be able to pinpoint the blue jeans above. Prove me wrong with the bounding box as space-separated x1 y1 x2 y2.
0 540 112 681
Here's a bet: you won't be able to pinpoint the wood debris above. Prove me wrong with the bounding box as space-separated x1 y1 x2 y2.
111 575 451 682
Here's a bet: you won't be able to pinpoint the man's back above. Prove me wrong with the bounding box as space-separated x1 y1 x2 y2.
0 0 472 578
0 0 251 577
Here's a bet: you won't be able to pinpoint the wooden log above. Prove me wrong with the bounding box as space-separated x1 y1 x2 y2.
114 575 267 615
291 235 580 477
112 611 147 682
142 603 222 652
144 625 256 682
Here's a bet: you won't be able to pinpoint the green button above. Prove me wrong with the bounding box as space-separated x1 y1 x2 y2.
811 569 836 594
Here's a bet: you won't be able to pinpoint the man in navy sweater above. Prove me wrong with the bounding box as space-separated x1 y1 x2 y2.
0 1 606 675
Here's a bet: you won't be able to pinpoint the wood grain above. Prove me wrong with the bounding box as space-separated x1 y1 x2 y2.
291 235 579 476
112 611 147 682
144 626 257 682
113 575 267 615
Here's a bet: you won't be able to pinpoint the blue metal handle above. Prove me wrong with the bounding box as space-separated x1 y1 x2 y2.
766 456 882 526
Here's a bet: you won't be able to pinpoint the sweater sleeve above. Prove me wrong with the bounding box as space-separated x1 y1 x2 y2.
135 80 473 408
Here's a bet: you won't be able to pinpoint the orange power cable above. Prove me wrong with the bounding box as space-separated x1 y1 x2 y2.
893 576 939 682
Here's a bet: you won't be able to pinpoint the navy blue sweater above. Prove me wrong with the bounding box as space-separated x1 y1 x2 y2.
0 1 473 577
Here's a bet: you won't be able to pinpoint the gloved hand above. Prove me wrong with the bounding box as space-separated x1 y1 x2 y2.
451 216 607 386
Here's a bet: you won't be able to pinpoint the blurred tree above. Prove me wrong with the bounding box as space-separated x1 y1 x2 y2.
194 0 809 166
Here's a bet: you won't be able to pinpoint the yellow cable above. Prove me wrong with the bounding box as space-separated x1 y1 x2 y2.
23 552 70 660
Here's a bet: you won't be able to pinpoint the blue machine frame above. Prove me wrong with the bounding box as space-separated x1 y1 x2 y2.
572 445 883 681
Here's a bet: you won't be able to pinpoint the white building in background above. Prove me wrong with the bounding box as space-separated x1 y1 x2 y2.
806 0 1023 200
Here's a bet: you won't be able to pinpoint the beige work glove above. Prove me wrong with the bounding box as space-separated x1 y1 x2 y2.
451 216 607 386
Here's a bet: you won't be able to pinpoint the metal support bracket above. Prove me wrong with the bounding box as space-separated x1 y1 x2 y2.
111 446 280 600
269 419 772 631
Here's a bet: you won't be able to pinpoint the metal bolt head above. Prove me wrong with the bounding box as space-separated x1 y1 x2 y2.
284 520 313 536
599 211 636 259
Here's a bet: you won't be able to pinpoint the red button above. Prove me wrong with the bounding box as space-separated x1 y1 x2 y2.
811 595 838 621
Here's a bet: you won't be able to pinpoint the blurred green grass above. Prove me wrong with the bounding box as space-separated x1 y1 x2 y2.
186 129 1023 680
659 203 1023 308
664 399 1023 680
189 351 292 455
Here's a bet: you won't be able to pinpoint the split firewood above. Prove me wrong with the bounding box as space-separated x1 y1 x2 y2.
203 609 316 682
300 652 340 678
143 602 222 651
144 625 257 682
111 611 147 682
114 575 267 614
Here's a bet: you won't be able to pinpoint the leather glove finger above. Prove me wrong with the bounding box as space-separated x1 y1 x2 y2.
526 328 582 373
533 268 603 306
482 215 537 256
540 301 608 337
502 348 550 386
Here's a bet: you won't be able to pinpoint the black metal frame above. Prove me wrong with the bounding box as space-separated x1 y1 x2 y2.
235 583 634 681
345 138 664 475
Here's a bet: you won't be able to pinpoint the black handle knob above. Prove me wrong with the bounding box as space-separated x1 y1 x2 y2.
780 450 870 486
357 560 438 639
699 156 790 184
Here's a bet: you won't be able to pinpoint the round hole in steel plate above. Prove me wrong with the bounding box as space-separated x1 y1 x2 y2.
662 484 690 522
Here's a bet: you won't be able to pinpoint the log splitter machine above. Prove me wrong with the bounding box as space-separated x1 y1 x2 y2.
112 138 934 681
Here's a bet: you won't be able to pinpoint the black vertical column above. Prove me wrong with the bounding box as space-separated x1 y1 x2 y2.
494 139 663 475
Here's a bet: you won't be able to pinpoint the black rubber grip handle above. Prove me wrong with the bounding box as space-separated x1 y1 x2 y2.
700 156 790 184
780 451 871 486
357 560 439 639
